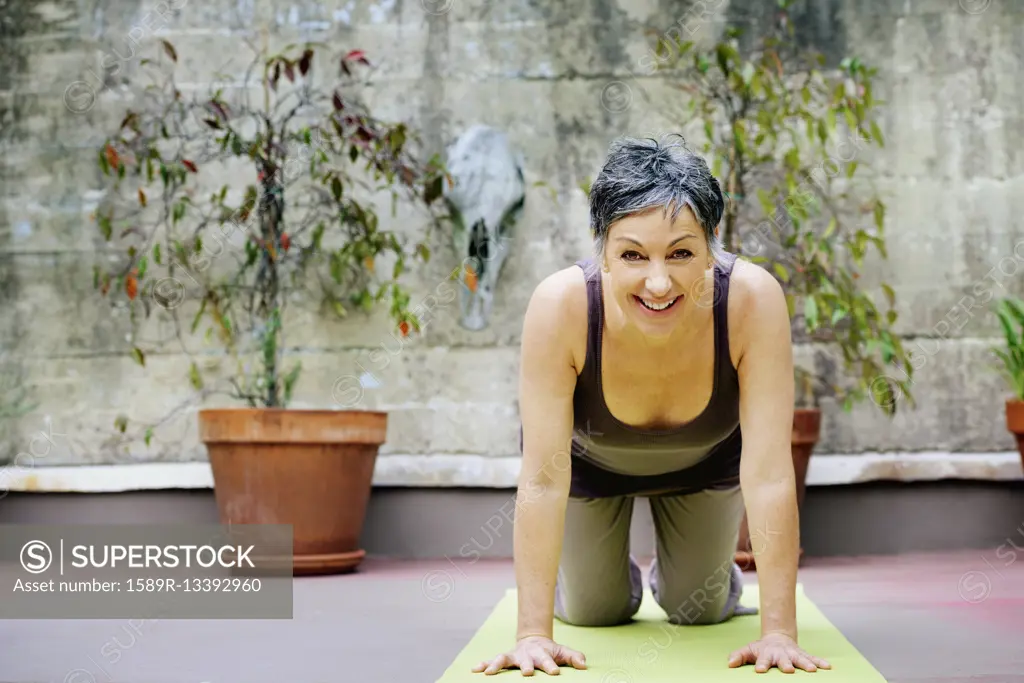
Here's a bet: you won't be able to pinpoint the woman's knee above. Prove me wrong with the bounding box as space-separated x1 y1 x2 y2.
554 561 642 626
556 598 639 626
657 588 732 625
653 562 736 625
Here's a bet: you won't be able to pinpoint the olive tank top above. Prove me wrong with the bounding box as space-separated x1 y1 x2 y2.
533 251 744 499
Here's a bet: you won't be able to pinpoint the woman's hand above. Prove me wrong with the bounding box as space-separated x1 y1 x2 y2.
472 636 587 676
728 633 831 673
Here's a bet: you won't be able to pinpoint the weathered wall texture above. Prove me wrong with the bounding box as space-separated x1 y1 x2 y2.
1 0 1022 478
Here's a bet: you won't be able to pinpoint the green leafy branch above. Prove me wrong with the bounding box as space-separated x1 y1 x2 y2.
654 0 912 414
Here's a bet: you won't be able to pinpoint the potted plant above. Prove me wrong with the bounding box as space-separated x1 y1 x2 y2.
993 297 1024 467
648 1 915 567
90 37 449 573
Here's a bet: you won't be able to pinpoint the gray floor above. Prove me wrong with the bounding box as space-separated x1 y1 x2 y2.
1 550 1022 683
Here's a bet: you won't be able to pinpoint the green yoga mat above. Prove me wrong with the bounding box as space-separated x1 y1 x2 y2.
437 583 887 680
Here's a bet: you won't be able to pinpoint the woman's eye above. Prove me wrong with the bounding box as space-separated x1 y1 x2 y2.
619 250 692 261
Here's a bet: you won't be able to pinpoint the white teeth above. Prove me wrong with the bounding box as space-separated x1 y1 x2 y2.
640 297 678 311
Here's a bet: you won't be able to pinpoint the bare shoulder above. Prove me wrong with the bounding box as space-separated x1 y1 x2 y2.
526 263 587 313
522 264 588 376
728 256 787 309
726 257 791 364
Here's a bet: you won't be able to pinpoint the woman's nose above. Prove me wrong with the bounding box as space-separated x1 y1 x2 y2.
645 272 671 296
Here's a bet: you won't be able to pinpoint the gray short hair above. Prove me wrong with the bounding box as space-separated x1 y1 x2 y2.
589 135 726 264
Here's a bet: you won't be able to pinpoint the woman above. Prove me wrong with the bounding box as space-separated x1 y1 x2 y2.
472 136 831 676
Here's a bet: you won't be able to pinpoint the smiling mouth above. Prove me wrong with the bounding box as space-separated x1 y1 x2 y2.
633 295 681 312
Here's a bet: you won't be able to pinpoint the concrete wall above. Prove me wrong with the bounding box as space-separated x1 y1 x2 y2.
1 0 1022 482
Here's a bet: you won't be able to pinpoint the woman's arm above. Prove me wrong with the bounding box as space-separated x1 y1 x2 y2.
513 271 580 641
734 265 800 640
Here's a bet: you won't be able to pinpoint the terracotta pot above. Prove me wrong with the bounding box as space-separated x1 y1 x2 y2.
198 408 387 575
735 408 821 570
1006 398 1024 469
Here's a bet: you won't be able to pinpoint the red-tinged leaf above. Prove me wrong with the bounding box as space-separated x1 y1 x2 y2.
280 233 290 251
344 49 368 65
284 61 295 82
125 273 138 300
160 39 177 62
104 144 119 170
299 49 313 75
332 92 344 110
182 159 197 173
210 100 229 119
398 321 410 337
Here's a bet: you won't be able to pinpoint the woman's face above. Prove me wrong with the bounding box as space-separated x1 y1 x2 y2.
602 205 713 339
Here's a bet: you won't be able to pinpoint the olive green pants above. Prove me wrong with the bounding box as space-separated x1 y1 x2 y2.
553 486 755 626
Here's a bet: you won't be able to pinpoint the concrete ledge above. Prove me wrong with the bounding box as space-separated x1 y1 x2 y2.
0 451 1020 493
1 481 1022 559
